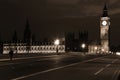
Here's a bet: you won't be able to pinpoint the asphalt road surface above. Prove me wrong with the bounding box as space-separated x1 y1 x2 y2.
0 53 119 80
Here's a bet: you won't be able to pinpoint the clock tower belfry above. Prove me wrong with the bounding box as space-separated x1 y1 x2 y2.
100 4 110 53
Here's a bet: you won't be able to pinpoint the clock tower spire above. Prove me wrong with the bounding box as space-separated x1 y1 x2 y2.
100 3 110 53
102 3 108 17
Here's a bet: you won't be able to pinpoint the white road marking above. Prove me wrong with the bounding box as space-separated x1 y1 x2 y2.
115 70 120 80
94 59 118 76
12 63 80 80
112 59 118 63
11 56 105 80
112 70 119 80
106 64 111 68
94 68 104 75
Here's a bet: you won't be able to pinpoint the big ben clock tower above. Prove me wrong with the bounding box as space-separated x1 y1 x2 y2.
100 4 110 53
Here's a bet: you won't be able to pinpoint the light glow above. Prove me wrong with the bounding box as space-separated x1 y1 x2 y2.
81 43 86 49
94 46 97 50
102 49 105 52
102 21 107 26
54 39 60 45
116 52 120 55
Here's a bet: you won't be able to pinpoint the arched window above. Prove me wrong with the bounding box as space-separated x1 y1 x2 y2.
38 47 40 50
41 47 43 50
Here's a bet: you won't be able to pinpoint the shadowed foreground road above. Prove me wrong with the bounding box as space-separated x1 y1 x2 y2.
0 53 119 80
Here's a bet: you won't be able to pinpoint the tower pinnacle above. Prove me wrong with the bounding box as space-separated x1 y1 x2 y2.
102 3 108 17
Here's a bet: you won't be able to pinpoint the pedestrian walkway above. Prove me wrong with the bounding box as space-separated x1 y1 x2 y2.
0 53 65 62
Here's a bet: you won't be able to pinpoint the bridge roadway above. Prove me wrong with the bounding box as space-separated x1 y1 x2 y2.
0 53 119 80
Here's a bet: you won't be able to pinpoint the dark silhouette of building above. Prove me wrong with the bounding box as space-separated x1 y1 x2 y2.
12 30 18 53
12 30 18 43
0 34 3 54
79 31 88 52
32 34 36 43
65 32 75 52
23 19 31 53
65 31 88 52
102 3 108 17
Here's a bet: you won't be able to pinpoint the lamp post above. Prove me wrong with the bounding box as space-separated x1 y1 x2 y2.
54 39 60 53
81 43 86 54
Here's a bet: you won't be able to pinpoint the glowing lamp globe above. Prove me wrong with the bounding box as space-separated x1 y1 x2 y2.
54 39 60 45
81 43 86 49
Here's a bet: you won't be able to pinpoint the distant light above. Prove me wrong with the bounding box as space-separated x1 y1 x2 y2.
116 52 120 55
81 43 86 49
106 51 109 53
102 49 104 52
94 46 97 50
109 51 112 53
54 39 60 45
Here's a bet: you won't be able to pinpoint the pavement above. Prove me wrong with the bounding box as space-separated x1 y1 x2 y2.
0 53 119 80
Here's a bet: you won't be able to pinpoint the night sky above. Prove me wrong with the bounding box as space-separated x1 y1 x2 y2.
0 0 120 45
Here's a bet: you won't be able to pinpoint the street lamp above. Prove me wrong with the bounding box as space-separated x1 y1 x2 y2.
94 46 98 53
54 39 60 53
81 43 86 54
101 49 105 54
81 43 86 49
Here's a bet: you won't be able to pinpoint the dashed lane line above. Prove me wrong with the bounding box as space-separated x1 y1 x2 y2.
106 64 111 68
94 68 104 75
112 70 119 80
94 59 118 76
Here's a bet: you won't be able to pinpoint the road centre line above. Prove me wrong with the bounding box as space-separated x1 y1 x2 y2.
11 56 105 80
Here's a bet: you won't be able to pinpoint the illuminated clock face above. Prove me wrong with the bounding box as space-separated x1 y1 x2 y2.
102 21 107 26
